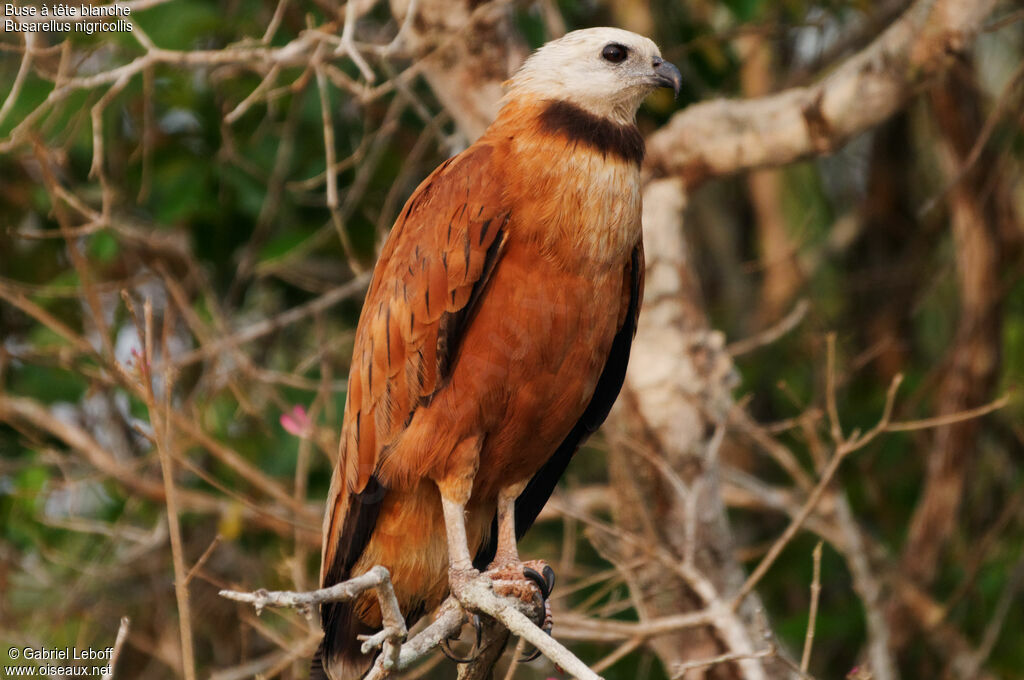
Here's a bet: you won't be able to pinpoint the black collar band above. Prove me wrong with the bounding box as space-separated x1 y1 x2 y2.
538 100 644 165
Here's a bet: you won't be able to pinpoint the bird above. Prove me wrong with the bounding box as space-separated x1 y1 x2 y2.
312 27 680 680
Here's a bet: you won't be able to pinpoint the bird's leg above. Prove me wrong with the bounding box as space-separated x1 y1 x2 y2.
489 481 528 568
487 482 554 589
434 435 483 581
485 481 555 654
438 489 484 664
440 492 476 576
434 450 554 663
435 437 485 664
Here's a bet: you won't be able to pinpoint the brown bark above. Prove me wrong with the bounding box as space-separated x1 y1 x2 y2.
607 179 781 679
853 112 920 380
388 0 527 142
604 2 1000 677
645 0 1001 188
900 59 1005 586
737 33 804 327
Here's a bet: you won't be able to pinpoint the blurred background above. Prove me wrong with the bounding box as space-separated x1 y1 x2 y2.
1 1 1022 678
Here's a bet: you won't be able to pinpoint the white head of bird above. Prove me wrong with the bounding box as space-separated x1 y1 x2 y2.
505 27 682 126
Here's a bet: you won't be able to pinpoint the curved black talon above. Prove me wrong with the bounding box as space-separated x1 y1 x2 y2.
439 614 483 664
440 638 473 664
542 565 556 595
522 565 556 599
472 614 483 649
517 600 554 663
518 567 555 663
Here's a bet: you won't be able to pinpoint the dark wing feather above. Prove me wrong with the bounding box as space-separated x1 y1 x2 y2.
474 242 644 568
319 143 509 675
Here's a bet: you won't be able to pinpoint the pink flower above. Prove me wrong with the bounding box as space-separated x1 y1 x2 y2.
129 347 150 372
280 405 313 438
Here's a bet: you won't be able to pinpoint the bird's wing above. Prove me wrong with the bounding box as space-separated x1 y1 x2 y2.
473 241 644 568
322 142 509 586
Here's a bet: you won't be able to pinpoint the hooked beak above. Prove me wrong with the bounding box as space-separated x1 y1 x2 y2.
651 57 681 98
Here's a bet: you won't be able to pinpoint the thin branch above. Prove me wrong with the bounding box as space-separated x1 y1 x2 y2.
647 0 1001 186
261 0 290 44
825 333 843 445
224 64 282 124
101 617 131 680
956 550 1024 678
336 0 376 82
167 272 370 369
918 57 1024 217
135 297 196 680
0 30 35 128
884 394 1010 431
454 580 602 680
800 542 823 673
728 299 810 356
732 374 903 609
220 564 395 613
671 647 777 680
222 566 600 680
315 57 364 273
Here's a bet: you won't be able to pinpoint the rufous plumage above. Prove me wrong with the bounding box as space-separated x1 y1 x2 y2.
314 27 680 679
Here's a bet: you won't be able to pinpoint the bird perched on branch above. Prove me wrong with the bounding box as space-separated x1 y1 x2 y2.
313 27 680 679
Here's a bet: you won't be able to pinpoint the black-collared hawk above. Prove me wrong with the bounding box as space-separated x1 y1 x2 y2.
313 27 681 679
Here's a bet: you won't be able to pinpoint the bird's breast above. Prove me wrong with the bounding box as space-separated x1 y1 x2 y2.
500 126 643 265
438 239 628 500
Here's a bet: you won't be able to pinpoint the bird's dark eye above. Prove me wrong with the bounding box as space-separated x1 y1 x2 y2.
601 43 628 64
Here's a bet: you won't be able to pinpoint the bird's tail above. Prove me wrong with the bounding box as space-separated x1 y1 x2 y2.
310 604 376 680
314 465 387 678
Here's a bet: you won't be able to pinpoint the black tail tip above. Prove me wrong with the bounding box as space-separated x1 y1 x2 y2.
310 639 330 680
310 632 376 680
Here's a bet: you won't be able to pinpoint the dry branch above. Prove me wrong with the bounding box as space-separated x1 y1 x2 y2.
220 566 601 680
646 0 1000 186
800 543 823 673
100 617 131 680
606 0 1003 676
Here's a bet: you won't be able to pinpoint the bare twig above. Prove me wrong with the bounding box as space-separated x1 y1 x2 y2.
883 394 1010 432
800 542 823 673
221 565 393 612
732 374 903 609
224 64 282 124
647 0 1001 185
728 299 810 356
918 58 1024 217
167 273 370 369
0 31 35 127
315 55 364 273
671 647 777 679
825 333 843 445
101 617 131 680
131 296 196 680
336 0 376 82
454 579 602 680
955 551 1024 678
222 566 600 680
